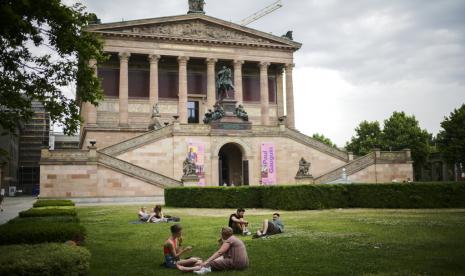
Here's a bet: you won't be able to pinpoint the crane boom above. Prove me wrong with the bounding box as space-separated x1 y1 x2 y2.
239 0 283 26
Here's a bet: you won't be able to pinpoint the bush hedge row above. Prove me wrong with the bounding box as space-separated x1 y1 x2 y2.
0 221 86 245
165 182 465 210
0 243 90 275
19 207 77 217
33 199 75 208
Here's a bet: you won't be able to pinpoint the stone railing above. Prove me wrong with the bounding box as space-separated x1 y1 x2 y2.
378 151 409 163
315 152 376 184
98 153 182 188
284 128 349 161
99 125 174 156
40 149 96 164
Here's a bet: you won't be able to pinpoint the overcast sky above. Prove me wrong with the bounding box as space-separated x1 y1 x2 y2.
72 0 465 146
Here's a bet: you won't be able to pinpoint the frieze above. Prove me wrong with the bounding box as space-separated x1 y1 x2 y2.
111 20 274 45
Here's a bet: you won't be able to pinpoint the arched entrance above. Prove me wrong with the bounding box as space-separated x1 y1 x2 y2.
218 143 248 186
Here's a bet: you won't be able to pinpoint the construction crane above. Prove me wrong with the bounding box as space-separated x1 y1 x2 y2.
239 0 283 26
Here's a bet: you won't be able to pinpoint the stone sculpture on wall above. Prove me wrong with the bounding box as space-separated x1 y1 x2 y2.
183 157 197 177
296 157 311 177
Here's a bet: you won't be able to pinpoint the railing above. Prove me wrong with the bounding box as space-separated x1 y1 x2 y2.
98 153 181 188
40 149 92 163
99 125 173 156
315 152 375 184
284 128 349 161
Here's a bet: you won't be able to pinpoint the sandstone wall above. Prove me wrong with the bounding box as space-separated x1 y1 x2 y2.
349 163 414 183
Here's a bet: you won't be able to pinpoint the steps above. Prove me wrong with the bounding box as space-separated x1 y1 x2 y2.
315 152 375 184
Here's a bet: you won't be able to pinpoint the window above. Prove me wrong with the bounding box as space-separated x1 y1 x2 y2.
187 101 199 124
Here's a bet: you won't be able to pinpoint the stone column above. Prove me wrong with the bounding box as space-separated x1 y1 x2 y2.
259 62 270 126
233 60 244 105
118 52 130 127
85 59 98 126
148 54 160 109
276 65 284 118
178 56 189 124
285 63 295 129
206 58 217 109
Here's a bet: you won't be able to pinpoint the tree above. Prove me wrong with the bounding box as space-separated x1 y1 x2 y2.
345 120 382 156
0 0 106 135
381 111 431 165
437 103 465 165
312 133 338 148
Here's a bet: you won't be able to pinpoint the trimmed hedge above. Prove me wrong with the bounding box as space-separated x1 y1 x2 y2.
0 243 90 275
19 207 77 217
0 222 86 245
165 182 465 210
8 216 79 224
33 199 75 208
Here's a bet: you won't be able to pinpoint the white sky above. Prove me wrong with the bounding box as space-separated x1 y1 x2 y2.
69 0 465 146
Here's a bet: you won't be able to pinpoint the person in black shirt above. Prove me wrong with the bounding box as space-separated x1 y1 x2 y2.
228 208 251 235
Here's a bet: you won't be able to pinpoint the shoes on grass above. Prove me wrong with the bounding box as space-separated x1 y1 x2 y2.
194 267 211 275
243 231 251 236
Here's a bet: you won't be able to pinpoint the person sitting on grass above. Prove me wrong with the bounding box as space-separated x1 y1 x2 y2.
228 208 251 235
163 224 202 270
138 207 150 222
254 213 284 238
147 205 167 223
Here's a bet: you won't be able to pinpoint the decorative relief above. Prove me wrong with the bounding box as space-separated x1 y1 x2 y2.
114 20 273 44
159 102 178 114
98 101 119 112
128 103 151 113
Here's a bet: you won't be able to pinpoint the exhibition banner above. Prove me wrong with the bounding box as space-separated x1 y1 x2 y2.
260 143 276 185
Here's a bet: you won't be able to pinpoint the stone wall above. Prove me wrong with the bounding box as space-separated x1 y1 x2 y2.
349 163 414 183
81 130 146 150
40 164 164 198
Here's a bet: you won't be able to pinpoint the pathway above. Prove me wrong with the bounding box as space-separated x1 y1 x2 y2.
0 196 36 224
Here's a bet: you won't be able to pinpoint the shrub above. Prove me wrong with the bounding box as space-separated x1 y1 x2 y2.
165 182 465 210
8 216 79 224
0 243 90 276
33 199 75 208
19 207 77 217
0 222 86 245
165 186 263 208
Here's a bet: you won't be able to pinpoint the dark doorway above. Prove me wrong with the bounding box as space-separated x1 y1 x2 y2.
218 143 244 186
187 101 199 123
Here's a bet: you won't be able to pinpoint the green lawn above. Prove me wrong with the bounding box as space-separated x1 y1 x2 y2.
78 207 465 275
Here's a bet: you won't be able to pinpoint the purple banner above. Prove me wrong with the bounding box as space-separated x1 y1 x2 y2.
260 143 276 185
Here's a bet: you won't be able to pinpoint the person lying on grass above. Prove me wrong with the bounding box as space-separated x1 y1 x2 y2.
253 213 284 238
228 208 251 235
163 224 202 269
138 207 150 222
177 227 249 274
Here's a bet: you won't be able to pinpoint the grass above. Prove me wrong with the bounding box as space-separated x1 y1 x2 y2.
78 207 465 275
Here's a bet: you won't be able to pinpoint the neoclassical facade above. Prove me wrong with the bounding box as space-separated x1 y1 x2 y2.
40 6 413 199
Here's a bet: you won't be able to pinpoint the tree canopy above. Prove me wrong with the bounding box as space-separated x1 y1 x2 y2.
345 120 382 156
437 103 465 165
0 0 106 135
345 112 431 165
312 133 338 148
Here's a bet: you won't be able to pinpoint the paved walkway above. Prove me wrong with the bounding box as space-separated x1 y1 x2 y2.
0 196 36 224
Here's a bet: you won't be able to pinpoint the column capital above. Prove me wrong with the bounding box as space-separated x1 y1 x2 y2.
233 60 244 66
177 56 190 64
285 63 295 70
259 61 270 70
118 52 131 61
205 58 217 65
148 54 161 63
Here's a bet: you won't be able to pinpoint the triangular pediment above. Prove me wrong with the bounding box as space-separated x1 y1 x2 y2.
86 14 301 50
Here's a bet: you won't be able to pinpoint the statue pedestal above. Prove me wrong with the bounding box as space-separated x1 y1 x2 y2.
295 175 314 185
210 98 252 131
181 175 200 187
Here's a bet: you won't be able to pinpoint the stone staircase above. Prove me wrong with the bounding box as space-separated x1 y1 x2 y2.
98 152 181 188
315 152 375 184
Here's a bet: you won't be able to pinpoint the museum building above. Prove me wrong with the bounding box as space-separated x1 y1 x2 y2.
39 2 413 199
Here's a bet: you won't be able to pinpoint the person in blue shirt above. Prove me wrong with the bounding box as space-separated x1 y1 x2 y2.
254 213 284 238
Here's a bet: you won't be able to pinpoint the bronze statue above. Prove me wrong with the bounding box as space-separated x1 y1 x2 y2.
216 66 234 101
188 0 205 14
203 103 225 124
281 30 293 40
183 157 197 176
235 104 248 121
296 157 311 177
